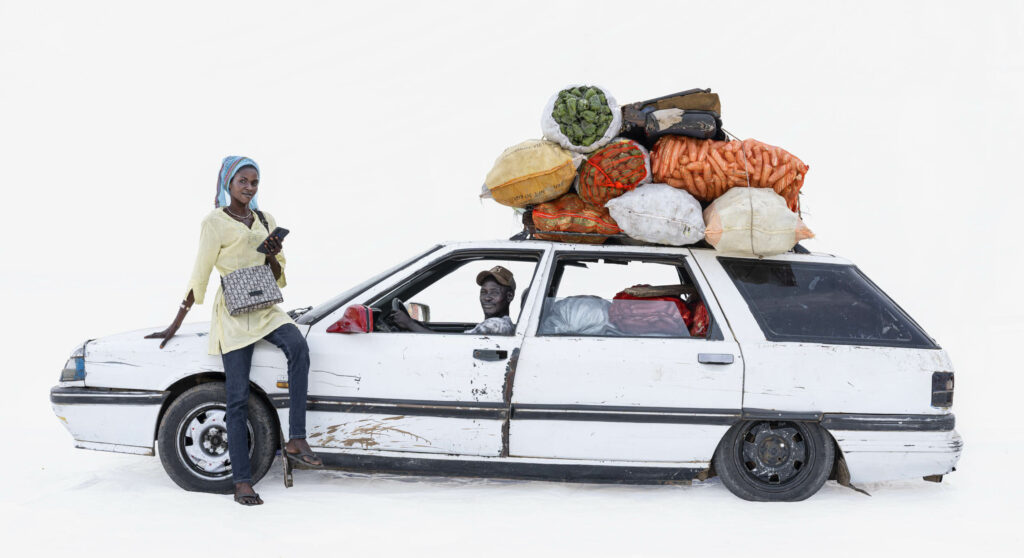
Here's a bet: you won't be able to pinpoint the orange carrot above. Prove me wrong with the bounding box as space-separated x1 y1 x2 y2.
664 177 686 189
694 175 708 199
768 162 789 184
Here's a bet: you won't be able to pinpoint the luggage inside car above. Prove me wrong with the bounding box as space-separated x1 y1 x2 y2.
609 287 692 336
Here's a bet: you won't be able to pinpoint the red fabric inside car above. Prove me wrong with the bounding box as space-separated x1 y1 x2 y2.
609 288 692 336
688 300 710 337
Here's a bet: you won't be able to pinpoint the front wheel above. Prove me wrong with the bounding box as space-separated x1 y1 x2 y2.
157 383 278 493
713 420 834 502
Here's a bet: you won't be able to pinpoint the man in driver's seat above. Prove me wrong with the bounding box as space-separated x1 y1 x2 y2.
390 266 516 335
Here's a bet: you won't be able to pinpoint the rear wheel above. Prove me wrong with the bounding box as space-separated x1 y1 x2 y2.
157 383 278 493
714 420 834 502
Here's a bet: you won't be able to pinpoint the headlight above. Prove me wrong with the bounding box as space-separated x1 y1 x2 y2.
61 342 88 382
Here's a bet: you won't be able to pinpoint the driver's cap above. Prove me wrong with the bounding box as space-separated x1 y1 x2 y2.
476 265 515 291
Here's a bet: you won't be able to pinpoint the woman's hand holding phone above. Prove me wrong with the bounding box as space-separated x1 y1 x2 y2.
258 227 289 255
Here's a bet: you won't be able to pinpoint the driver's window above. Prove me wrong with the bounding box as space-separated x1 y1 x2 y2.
392 255 540 332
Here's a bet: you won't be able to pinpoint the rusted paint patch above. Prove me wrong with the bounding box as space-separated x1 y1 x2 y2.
500 348 521 458
309 418 430 450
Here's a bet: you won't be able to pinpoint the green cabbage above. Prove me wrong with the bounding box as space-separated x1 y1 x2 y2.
550 85 613 147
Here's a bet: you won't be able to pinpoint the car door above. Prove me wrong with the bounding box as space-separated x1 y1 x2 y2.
302 245 548 457
509 246 743 464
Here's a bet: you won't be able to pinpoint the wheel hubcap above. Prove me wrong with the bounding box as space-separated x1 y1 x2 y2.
176 404 254 480
740 421 808 485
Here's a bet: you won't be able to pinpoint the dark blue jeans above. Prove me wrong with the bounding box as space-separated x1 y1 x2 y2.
221 323 310 485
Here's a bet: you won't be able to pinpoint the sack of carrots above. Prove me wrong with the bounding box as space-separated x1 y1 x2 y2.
651 135 808 212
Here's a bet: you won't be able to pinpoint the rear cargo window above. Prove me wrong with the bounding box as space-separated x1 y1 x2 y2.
720 258 936 348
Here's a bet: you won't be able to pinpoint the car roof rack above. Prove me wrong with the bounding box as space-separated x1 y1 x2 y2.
508 209 811 253
508 228 810 254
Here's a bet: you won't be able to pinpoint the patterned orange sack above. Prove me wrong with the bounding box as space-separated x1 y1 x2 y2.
651 135 808 212
577 139 652 206
532 193 620 244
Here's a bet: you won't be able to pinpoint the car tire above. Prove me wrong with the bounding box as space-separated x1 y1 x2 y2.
713 419 834 502
157 383 278 494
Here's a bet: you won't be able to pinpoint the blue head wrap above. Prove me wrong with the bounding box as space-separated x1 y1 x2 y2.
215 156 260 209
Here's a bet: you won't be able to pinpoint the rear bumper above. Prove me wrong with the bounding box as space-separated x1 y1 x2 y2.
830 428 963 484
50 386 168 455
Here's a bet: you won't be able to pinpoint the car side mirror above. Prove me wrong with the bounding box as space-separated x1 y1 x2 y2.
326 305 372 334
408 302 430 322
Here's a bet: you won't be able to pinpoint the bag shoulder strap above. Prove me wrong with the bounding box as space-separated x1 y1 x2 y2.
254 209 271 233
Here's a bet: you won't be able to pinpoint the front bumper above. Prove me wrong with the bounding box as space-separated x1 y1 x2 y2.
51 386 169 455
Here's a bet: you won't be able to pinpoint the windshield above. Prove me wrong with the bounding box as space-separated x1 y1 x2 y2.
296 245 443 325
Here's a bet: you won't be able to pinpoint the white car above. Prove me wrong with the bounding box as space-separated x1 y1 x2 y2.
51 239 961 501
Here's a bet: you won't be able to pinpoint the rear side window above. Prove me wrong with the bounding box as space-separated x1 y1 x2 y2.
720 258 936 348
537 254 716 339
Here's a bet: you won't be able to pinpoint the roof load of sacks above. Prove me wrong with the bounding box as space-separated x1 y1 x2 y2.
481 86 814 258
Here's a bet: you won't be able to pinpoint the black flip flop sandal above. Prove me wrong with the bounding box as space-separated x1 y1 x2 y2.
234 492 263 506
285 448 324 469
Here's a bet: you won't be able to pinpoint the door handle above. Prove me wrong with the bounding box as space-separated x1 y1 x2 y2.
473 349 508 362
698 353 735 365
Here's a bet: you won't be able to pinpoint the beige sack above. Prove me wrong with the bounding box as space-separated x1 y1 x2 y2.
703 188 814 257
484 140 577 208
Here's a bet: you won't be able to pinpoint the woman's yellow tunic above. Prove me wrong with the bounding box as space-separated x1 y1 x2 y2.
185 209 293 355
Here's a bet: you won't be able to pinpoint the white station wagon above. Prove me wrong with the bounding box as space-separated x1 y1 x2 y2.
51 239 962 501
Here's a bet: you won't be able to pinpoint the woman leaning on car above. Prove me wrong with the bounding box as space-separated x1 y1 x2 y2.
146 156 322 506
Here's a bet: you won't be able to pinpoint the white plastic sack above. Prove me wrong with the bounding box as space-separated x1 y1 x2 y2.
541 84 622 154
538 296 610 335
605 183 705 246
703 187 814 257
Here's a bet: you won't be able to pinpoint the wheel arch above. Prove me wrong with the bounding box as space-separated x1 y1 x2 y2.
708 415 843 497
154 372 282 446
709 418 841 479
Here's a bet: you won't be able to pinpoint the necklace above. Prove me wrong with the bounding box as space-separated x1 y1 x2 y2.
225 207 252 221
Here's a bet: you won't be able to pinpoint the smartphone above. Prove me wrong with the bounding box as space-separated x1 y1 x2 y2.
256 227 290 253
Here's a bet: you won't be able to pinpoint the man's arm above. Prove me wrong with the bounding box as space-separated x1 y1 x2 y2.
389 310 435 333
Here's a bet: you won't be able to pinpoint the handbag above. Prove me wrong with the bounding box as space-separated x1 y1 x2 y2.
220 210 284 316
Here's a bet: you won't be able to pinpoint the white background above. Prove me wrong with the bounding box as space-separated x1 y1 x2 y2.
2 0 1022 555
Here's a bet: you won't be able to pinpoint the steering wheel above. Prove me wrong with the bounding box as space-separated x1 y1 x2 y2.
376 298 408 332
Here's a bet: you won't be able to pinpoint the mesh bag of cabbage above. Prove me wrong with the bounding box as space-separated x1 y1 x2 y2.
541 84 622 154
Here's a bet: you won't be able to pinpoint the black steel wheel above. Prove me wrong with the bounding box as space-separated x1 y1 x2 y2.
157 383 278 493
714 420 834 502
